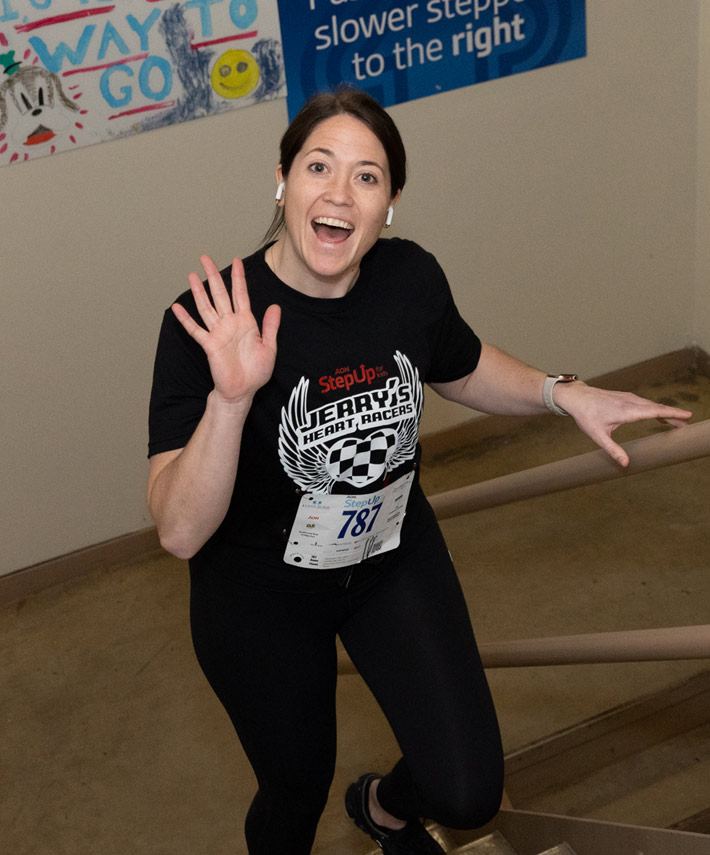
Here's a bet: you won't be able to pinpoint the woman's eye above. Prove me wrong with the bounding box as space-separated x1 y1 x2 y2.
309 162 326 173
359 173 378 184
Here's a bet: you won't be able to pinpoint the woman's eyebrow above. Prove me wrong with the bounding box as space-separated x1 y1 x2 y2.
305 147 384 170
356 160 385 171
305 146 334 158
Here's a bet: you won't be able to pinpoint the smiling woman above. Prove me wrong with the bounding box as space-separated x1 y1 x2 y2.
145 85 692 855
262 87 407 250
266 112 400 296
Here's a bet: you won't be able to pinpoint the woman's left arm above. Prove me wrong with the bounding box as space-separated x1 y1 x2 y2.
429 343 693 467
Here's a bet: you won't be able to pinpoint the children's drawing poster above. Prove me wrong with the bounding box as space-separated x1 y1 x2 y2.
0 0 286 166
277 0 586 120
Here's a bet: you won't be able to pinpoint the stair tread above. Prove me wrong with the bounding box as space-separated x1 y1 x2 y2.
450 830 519 854
537 844 578 855
523 720 710 827
426 822 458 851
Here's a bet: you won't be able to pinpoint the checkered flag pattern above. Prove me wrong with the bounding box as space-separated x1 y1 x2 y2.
326 431 398 486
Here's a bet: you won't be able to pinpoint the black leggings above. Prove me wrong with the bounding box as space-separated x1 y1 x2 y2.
189 509 503 854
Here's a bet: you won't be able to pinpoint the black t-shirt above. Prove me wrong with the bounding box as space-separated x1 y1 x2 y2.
148 238 481 566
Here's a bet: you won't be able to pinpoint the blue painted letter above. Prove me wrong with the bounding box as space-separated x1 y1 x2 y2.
100 64 133 107
98 21 130 60
230 0 257 29
127 9 161 51
29 25 96 73
139 55 172 101
184 0 223 38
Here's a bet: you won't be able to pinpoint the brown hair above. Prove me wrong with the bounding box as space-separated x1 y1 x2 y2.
262 86 407 245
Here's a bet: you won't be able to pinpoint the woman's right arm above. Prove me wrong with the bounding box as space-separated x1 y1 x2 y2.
147 256 280 559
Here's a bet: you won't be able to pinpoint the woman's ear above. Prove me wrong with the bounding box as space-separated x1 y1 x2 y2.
384 189 401 228
275 166 285 203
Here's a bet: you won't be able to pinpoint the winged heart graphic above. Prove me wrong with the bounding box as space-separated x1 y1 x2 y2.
278 351 423 493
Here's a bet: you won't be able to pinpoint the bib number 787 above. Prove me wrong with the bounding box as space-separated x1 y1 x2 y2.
338 503 383 539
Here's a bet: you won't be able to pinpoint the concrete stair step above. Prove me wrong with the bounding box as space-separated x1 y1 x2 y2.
505 670 710 831
433 825 581 855
536 845 578 855
448 829 519 853
520 720 710 829
423 822 459 851
364 826 523 854
365 807 708 855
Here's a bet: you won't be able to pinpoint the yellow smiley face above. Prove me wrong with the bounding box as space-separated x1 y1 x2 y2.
211 49 260 100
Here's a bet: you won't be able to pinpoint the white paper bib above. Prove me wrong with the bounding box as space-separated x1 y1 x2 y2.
283 472 415 569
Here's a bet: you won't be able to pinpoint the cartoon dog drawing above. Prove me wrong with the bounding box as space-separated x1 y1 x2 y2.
1 55 80 157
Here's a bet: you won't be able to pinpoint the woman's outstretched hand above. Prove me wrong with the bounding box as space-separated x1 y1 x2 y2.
172 255 281 404
554 382 693 468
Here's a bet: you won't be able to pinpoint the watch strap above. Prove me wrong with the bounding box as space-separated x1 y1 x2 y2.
543 374 578 416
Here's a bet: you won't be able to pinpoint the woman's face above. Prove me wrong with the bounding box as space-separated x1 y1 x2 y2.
275 113 399 296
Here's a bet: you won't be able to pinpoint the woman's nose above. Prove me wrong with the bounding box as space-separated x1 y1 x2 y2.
324 174 352 205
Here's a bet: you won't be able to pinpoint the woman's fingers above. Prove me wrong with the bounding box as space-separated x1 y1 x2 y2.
230 258 251 315
172 301 208 345
565 386 694 468
188 271 219 328
658 416 691 428
185 256 248 331
189 256 254 322
261 303 281 350
597 433 630 468
200 254 233 317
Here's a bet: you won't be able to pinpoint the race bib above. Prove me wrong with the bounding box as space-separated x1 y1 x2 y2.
284 472 414 569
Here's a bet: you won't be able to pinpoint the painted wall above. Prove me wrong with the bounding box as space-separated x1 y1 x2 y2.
696 1 710 353
0 2 701 576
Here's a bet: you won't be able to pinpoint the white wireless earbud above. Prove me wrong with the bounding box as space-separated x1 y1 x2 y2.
385 205 394 228
275 182 285 202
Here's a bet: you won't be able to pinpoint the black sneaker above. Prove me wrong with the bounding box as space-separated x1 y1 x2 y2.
345 773 447 854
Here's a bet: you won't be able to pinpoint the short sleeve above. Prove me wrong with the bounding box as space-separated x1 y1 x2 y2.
147 303 213 457
424 255 482 383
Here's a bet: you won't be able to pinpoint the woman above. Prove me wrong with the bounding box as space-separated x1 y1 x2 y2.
147 87 691 855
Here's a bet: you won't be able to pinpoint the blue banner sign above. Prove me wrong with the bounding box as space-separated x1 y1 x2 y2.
277 0 586 118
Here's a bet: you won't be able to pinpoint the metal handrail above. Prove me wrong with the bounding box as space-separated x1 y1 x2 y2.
337 420 710 675
427 419 710 520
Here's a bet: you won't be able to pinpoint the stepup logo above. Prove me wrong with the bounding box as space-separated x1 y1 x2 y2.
319 363 388 393
279 351 422 492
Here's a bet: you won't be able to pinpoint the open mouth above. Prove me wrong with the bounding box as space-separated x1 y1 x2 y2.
312 216 353 243
25 125 55 146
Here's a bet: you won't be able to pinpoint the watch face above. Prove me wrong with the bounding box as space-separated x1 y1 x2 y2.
549 374 578 382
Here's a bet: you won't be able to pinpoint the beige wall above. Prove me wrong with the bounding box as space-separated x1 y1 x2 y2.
0 1 702 576
696 1 710 352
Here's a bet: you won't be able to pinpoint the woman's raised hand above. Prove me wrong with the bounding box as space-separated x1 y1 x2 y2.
172 255 281 404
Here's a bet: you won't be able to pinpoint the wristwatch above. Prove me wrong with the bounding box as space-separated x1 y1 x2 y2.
543 374 578 416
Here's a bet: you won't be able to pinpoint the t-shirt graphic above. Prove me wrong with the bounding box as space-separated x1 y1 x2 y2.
278 351 423 493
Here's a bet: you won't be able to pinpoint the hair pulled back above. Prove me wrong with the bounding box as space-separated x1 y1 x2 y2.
262 86 407 246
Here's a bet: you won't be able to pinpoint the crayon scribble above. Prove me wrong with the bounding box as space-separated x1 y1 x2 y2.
251 38 284 102
132 3 213 132
134 5 284 133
